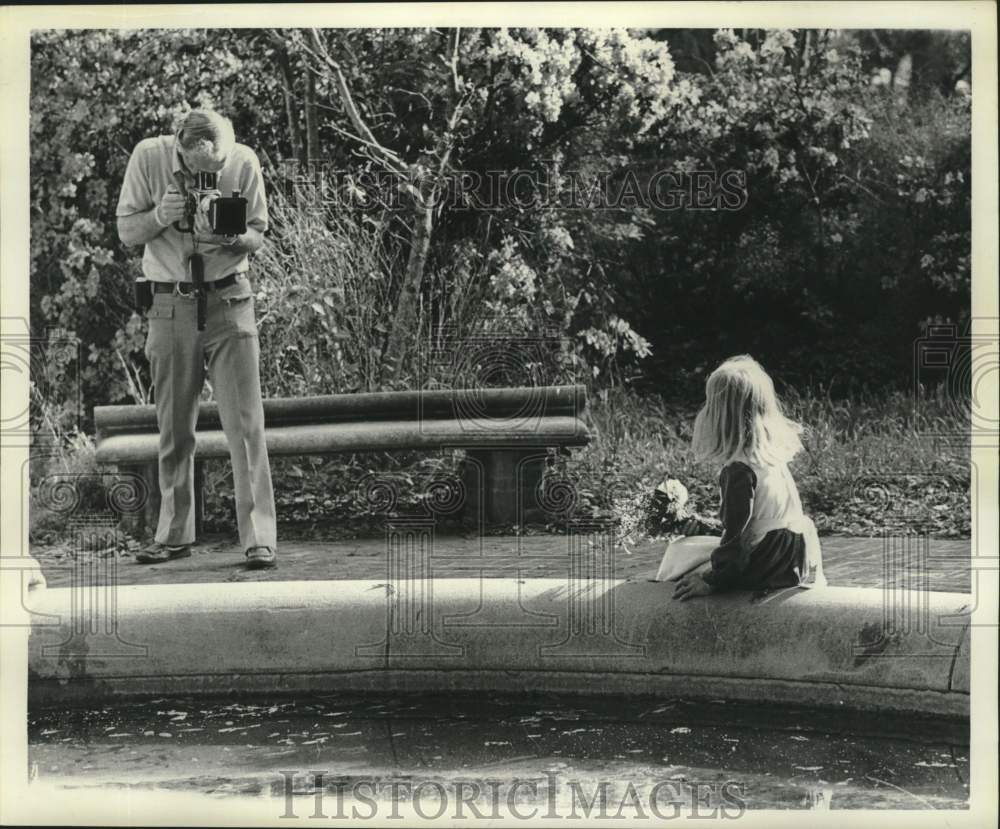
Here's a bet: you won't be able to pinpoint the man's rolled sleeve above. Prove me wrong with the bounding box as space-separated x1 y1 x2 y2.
116 141 154 217
240 150 268 234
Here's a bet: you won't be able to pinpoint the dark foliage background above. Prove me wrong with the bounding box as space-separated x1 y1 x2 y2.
28 28 972 540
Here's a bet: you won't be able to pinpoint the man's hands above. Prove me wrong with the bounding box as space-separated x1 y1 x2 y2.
156 185 187 227
672 569 715 601
192 200 238 246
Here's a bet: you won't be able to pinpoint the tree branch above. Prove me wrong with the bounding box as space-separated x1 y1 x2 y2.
450 27 463 94
306 29 408 176
274 44 304 161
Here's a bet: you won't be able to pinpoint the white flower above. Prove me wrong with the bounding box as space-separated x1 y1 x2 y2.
656 478 689 507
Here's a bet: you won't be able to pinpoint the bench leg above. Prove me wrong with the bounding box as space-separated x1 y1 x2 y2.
462 448 549 528
194 459 204 539
460 453 485 531
115 462 160 540
141 461 161 539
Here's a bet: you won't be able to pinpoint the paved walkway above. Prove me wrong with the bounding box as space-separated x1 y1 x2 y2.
35 533 972 593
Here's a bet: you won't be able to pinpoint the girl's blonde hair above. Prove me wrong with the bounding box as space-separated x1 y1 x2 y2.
691 355 804 467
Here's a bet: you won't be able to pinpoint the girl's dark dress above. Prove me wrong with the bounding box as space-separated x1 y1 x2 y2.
700 461 811 591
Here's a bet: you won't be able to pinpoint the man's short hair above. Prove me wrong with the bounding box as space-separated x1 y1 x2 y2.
176 109 235 163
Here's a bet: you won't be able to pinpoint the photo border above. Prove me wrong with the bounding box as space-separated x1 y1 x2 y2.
2 3 996 827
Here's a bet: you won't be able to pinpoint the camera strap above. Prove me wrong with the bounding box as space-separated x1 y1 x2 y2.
189 251 207 331
171 170 196 235
169 170 207 329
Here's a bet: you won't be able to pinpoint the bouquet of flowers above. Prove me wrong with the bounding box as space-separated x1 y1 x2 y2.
615 476 695 553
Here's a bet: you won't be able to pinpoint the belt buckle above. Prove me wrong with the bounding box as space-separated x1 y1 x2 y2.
173 282 195 299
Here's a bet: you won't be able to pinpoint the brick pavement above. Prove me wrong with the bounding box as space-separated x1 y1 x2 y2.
34 533 972 593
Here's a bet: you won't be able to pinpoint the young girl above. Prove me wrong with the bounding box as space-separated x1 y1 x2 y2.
667 355 826 600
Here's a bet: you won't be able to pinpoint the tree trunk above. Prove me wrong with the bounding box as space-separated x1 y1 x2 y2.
893 53 913 98
304 69 320 163
275 47 303 162
813 201 826 285
381 198 434 386
801 30 812 75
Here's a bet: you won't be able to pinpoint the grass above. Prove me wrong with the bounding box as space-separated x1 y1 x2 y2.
28 386 971 546
567 386 970 538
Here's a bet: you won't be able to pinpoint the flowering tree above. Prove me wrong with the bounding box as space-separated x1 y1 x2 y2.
622 28 971 392
277 27 675 385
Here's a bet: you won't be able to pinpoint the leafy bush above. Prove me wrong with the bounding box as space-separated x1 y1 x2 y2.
620 29 971 396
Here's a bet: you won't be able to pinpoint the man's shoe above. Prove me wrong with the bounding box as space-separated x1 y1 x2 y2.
135 543 192 564
245 546 277 570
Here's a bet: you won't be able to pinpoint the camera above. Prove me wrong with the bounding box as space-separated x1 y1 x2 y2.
192 171 247 236
173 170 247 236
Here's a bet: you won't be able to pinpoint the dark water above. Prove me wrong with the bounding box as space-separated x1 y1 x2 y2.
28 693 968 811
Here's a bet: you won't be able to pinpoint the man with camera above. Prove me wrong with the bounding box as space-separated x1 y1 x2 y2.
116 108 277 569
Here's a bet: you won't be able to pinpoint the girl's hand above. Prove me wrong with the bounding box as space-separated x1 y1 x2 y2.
677 518 703 537
672 570 715 601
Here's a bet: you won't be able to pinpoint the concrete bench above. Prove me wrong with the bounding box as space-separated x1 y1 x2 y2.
94 385 590 534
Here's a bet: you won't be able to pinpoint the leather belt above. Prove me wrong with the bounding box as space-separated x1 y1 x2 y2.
152 273 239 295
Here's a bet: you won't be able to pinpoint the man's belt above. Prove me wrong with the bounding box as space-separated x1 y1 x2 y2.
152 273 239 295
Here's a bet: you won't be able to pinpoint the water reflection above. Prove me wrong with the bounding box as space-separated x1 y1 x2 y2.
29 692 969 810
